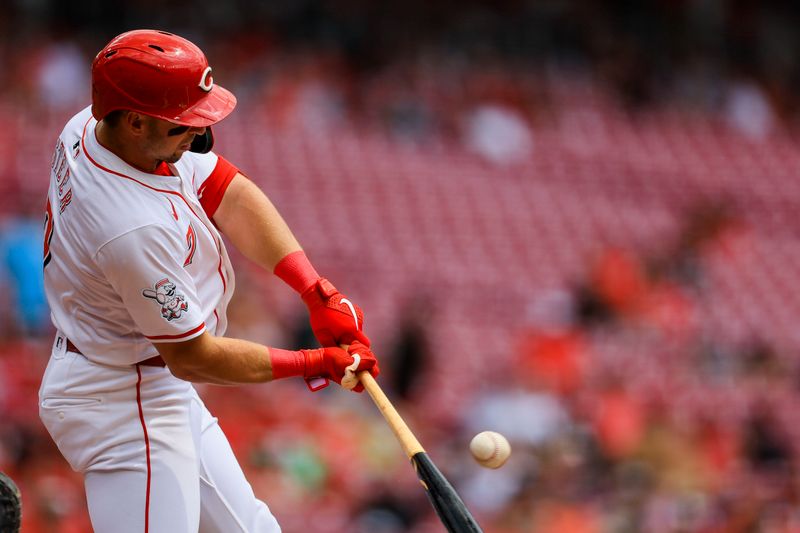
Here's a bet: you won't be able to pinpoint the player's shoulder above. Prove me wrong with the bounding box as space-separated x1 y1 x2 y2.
52 108 200 256
49 106 92 165
95 219 185 261
59 106 94 140
63 174 185 257
79 186 185 255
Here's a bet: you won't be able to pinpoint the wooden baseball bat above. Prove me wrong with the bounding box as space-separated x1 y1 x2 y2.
357 370 483 532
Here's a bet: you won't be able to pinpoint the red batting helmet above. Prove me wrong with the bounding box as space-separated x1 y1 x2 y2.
91 29 236 126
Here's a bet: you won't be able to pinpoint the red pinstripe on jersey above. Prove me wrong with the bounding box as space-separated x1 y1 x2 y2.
135 365 152 533
145 323 205 341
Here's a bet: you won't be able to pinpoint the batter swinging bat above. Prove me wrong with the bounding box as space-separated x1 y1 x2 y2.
357 370 483 532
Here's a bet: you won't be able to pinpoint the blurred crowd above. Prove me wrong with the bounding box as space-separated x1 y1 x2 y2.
4 1 800 138
3 1 800 532
506 203 800 532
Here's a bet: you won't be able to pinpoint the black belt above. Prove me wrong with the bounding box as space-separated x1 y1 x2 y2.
65 339 166 367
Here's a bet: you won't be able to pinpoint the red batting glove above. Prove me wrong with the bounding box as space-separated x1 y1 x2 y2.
301 278 371 347
271 342 378 393
274 251 371 347
304 341 379 393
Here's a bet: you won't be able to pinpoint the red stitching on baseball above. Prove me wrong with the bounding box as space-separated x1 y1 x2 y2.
489 436 499 461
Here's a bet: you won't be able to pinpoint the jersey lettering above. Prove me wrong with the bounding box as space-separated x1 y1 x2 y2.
50 140 65 172
52 140 73 214
58 168 71 195
59 188 73 213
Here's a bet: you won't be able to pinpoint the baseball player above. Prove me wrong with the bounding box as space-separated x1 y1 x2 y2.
38 29 378 533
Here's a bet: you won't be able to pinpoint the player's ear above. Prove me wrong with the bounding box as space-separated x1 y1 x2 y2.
124 112 147 136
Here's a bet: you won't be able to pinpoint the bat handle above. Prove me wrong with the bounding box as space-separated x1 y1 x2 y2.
338 309 425 458
357 369 425 458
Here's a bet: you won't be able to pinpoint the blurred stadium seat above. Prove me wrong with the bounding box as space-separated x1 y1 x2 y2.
5 1 800 531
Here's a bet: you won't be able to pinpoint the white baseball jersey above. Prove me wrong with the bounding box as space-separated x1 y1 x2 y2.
44 106 237 365
39 107 281 532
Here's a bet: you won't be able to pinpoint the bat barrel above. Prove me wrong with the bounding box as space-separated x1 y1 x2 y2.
412 452 484 533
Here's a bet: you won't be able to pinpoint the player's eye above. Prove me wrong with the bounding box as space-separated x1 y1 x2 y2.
167 125 190 136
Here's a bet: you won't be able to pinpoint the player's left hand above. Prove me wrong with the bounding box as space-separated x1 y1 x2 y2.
303 341 379 393
302 278 371 347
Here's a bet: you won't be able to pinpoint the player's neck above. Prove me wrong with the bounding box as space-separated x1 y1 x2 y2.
95 120 160 173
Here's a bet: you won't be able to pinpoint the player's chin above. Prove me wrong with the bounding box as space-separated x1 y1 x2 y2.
165 150 187 164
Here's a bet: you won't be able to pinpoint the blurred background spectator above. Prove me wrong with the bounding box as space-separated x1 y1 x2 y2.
5 1 800 531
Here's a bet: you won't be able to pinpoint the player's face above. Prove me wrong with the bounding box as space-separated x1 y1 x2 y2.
142 118 206 164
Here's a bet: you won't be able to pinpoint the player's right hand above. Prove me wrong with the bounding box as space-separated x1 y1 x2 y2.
301 278 371 347
302 341 379 393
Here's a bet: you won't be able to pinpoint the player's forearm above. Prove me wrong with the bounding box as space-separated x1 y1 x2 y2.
213 173 302 270
154 332 367 388
155 333 276 385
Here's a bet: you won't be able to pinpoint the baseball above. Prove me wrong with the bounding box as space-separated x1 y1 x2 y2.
469 431 511 469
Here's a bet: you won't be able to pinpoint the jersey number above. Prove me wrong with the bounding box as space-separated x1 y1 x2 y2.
43 199 54 267
184 223 197 266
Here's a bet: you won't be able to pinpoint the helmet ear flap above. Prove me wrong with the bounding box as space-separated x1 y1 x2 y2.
190 128 214 153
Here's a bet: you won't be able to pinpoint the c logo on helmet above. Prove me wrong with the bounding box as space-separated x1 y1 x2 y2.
198 66 214 92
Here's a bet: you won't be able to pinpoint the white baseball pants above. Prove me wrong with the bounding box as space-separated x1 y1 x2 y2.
39 345 281 533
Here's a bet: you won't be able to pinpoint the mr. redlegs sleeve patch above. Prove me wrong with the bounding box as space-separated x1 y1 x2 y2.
142 278 189 322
